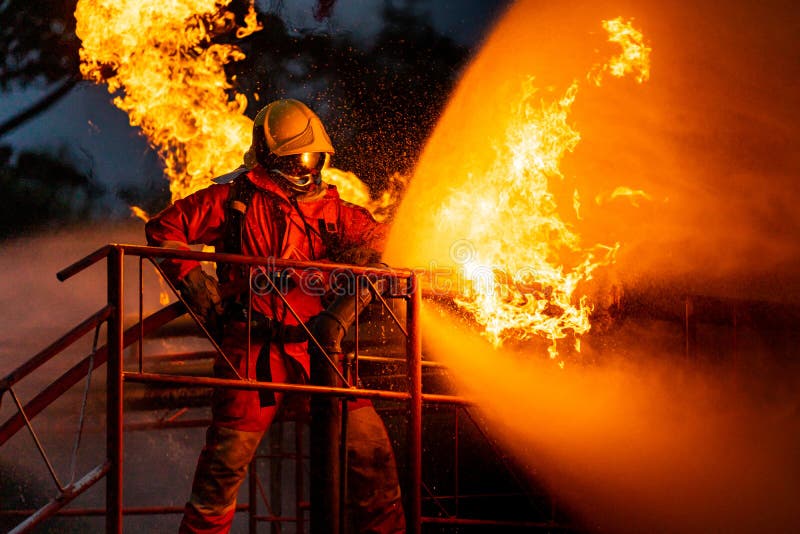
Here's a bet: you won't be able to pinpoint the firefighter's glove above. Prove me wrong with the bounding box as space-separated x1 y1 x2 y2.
179 267 224 337
331 246 382 266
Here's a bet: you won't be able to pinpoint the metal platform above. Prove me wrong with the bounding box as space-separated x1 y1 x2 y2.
0 244 575 533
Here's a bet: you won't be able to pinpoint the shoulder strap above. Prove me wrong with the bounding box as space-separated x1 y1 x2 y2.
216 176 257 309
222 175 256 255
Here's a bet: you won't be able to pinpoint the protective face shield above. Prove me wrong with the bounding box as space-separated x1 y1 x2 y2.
266 151 329 193
244 99 335 194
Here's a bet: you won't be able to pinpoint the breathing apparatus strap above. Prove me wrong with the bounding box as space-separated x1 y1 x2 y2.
288 195 320 260
222 175 256 257
220 176 280 407
216 175 256 315
317 216 341 252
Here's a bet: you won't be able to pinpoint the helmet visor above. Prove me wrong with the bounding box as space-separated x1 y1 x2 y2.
270 152 326 183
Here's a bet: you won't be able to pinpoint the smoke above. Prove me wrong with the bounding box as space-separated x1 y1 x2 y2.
561 0 800 301
423 303 800 533
0 223 162 373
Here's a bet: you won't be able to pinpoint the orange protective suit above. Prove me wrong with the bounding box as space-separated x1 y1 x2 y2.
146 167 405 533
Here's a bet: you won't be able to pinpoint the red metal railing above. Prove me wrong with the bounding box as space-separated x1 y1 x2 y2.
1 243 461 533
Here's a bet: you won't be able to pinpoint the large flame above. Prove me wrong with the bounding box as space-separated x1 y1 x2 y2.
388 17 650 360
75 0 260 200
75 0 400 215
438 80 602 357
441 19 648 357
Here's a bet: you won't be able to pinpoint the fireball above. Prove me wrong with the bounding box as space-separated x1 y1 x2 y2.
388 17 651 360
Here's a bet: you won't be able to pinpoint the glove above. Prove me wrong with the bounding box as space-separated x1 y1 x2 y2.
330 246 382 266
179 266 224 337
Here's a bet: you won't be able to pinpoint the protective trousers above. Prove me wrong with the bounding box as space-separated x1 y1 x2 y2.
179 328 405 533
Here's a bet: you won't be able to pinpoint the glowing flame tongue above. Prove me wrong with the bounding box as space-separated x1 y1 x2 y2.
441 81 602 358
75 0 260 200
592 17 652 85
323 168 409 223
76 0 404 215
438 18 650 359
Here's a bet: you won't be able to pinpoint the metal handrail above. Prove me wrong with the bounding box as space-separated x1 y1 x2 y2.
57 244 414 281
3 243 431 533
0 306 111 394
0 302 186 447
55 244 112 281
122 372 470 405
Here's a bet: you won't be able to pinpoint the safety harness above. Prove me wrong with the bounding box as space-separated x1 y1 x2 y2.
222 174 342 265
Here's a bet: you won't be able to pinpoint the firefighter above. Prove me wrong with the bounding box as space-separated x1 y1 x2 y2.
145 99 405 533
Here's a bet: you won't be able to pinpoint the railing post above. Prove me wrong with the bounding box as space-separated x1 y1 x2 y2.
107 246 124 533
406 274 422 533
296 420 305 534
309 349 341 534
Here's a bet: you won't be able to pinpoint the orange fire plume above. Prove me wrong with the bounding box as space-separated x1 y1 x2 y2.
75 0 260 201
426 18 651 361
74 0 402 220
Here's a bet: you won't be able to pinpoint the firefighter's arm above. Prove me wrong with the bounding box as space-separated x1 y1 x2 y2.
145 184 229 280
145 184 229 328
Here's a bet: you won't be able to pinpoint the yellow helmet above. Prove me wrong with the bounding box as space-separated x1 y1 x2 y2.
244 99 334 194
244 99 334 166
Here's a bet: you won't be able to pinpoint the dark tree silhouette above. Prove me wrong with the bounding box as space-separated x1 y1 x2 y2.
0 145 104 239
0 0 80 88
0 0 81 137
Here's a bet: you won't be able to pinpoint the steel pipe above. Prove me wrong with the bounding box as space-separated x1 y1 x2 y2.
8 462 110 534
56 245 112 281
123 372 411 401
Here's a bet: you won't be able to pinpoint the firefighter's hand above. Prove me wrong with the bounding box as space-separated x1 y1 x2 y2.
179 267 224 334
331 246 382 266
